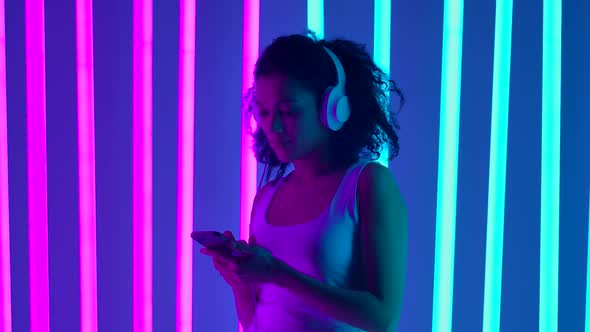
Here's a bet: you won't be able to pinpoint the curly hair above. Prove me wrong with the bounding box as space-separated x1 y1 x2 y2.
242 32 405 188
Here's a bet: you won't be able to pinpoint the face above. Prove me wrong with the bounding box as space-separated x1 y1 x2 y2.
253 74 329 163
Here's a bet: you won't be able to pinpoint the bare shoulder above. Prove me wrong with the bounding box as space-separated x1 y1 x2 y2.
357 162 406 216
358 162 397 190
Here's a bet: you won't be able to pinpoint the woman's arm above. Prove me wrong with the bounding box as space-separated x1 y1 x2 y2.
232 284 257 330
273 163 408 332
275 262 391 331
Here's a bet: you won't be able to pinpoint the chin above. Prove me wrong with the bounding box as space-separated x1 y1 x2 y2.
276 154 294 164
274 150 297 164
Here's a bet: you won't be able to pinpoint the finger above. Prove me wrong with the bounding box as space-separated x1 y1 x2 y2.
200 248 213 256
200 248 223 257
213 259 234 273
213 259 226 271
225 260 239 272
213 256 232 267
234 240 248 251
200 247 229 257
223 231 235 242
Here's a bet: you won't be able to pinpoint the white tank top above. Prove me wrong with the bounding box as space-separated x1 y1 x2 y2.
247 158 376 332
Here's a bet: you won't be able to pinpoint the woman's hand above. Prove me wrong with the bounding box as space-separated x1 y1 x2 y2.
199 231 285 288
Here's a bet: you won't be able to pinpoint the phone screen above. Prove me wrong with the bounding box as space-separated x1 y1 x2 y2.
191 231 250 258
191 231 230 249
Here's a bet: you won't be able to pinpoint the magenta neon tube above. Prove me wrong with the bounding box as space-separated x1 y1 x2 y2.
25 0 49 330
75 0 98 331
132 0 153 331
176 0 196 331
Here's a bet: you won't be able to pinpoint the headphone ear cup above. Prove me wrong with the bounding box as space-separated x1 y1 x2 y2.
321 86 334 129
321 87 350 131
335 96 351 125
326 96 350 131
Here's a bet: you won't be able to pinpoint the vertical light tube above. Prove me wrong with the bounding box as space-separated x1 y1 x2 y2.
307 0 324 39
0 0 11 330
482 0 513 331
431 0 464 331
176 0 195 331
241 0 259 331
373 0 391 166
25 0 49 330
132 0 153 330
586 192 590 332
75 0 98 331
540 0 561 330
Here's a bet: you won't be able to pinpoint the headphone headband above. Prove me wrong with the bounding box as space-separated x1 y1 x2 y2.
320 45 351 131
322 46 346 90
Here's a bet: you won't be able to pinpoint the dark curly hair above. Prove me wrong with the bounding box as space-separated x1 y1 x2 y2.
242 32 405 188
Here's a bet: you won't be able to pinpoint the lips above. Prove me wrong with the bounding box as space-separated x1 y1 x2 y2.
271 138 291 145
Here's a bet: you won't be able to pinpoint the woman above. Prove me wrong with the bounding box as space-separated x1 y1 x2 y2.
200 33 408 332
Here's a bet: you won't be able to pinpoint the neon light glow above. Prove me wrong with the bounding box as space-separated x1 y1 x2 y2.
0 0 11 329
241 0 259 331
25 0 50 330
539 0 561 330
431 0 464 330
482 0 513 331
586 192 590 332
373 0 391 166
75 0 98 331
307 0 324 39
132 0 153 330
176 0 196 331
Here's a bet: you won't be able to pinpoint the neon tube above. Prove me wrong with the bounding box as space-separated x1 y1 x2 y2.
307 0 324 39
373 0 391 166
586 192 590 332
75 0 98 331
482 0 513 330
132 0 153 330
0 0 11 329
539 0 561 330
176 0 196 331
431 0 464 330
240 0 259 331
25 0 50 330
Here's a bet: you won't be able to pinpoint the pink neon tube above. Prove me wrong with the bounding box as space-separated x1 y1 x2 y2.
0 0 11 330
176 0 196 331
241 1 259 252
132 0 153 331
25 0 49 331
240 0 259 331
75 0 98 331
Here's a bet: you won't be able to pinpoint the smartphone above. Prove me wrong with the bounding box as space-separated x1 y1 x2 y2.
191 231 249 258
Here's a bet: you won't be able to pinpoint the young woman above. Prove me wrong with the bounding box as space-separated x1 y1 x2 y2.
200 33 408 332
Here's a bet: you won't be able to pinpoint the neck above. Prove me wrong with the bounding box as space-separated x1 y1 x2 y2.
291 149 348 183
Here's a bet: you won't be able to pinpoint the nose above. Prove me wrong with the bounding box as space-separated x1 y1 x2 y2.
271 113 284 133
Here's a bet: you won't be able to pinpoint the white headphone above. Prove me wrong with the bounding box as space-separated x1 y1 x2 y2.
320 45 351 131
